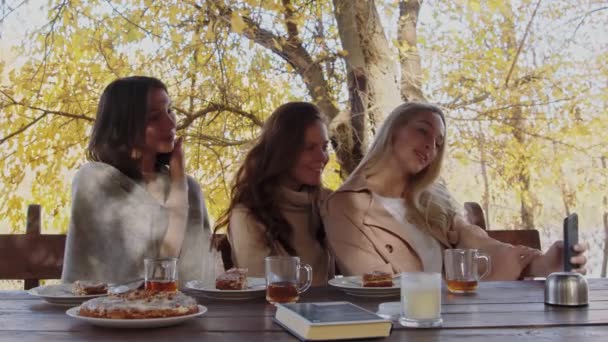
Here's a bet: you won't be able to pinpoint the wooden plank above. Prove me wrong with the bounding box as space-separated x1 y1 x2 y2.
5 299 608 317
1 305 607 331
4 279 607 299
0 235 66 279
487 230 541 249
24 204 42 289
0 331 301 342
1 327 608 342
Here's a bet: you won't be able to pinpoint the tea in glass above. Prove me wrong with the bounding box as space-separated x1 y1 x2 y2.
444 249 490 294
265 256 312 304
144 257 178 292
266 281 299 303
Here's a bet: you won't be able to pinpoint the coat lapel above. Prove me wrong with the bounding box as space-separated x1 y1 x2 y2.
362 193 423 262
340 170 453 256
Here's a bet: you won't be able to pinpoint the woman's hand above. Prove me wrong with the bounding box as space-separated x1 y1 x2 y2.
526 241 588 277
169 137 185 182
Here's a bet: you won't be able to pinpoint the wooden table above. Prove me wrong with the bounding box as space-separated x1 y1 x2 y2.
2 279 608 341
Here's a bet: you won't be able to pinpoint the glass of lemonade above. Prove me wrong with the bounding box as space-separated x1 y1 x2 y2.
399 272 442 328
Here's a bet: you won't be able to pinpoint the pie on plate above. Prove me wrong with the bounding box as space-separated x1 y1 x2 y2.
78 289 198 319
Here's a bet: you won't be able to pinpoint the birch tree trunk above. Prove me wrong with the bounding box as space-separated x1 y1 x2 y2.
503 3 538 229
476 122 492 229
398 0 426 102
601 156 608 277
333 0 401 127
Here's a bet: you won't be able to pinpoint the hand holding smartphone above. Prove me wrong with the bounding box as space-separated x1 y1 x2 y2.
563 213 579 272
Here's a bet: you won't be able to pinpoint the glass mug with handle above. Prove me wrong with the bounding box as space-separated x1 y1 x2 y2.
443 249 491 293
265 256 312 304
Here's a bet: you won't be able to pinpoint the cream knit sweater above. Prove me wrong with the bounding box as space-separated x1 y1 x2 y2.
228 187 334 286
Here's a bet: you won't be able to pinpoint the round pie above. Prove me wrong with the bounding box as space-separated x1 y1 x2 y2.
78 290 198 319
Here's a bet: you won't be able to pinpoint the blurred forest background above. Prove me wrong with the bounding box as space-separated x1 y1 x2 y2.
1 0 607 280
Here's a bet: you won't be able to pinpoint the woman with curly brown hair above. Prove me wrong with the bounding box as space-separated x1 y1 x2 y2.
214 102 333 286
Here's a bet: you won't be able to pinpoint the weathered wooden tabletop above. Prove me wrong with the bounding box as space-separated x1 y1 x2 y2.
2 279 608 341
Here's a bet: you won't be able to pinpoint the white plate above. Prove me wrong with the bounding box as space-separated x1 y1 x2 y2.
28 284 107 306
328 276 401 297
184 277 266 300
66 305 207 328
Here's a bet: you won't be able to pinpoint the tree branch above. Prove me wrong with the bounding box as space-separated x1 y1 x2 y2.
0 113 47 144
205 0 340 120
183 133 250 147
0 0 28 25
174 103 263 129
103 0 171 42
281 0 300 44
0 88 94 144
568 6 608 42
504 0 542 87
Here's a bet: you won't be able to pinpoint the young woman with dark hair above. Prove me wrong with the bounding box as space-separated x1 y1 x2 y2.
214 102 333 286
62 76 217 284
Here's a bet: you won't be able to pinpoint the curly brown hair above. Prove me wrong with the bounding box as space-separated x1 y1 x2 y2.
213 102 326 256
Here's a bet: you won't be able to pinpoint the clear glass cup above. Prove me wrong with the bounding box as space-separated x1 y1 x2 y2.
265 256 312 304
144 257 178 292
444 249 491 293
399 272 442 328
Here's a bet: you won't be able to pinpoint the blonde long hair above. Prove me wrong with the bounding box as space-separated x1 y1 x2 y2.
352 102 458 232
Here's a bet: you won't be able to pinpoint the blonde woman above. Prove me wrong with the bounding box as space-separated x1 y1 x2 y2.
323 102 588 280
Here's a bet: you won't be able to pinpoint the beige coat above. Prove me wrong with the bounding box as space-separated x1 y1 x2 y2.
323 172 539 280
228 187 333 286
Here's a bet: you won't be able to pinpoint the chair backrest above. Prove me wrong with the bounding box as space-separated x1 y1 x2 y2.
212 233 234 271
0 205 66 289
464 202 487 230
487 230 541 250
463 202 541 250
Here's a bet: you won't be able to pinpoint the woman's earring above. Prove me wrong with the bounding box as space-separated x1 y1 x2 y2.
131 148 142 160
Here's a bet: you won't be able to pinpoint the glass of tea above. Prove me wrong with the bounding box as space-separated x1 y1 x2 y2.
144 257 178 292
399 272 442 328
265 256 312 304
443 249 491 294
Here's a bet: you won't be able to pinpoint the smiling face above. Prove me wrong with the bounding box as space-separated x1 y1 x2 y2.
289 120 330 187
392 111 445 176
143 88 176 154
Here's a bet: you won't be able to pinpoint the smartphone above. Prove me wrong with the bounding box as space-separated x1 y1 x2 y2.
563 213 579 272
156 152 172 168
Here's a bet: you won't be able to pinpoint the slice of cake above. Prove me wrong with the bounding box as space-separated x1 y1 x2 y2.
362 271 393 287
215 268 248 290
78 290 198 319
72 280 108 296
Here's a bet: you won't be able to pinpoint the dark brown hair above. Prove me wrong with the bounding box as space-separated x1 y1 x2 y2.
87 76 169 179
214 102 326 255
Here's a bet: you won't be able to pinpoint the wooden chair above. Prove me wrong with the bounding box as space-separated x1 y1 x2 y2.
487 230 541 250
0 205 66 289
464 202 541 250
464 202 487 230
212 233 234 271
